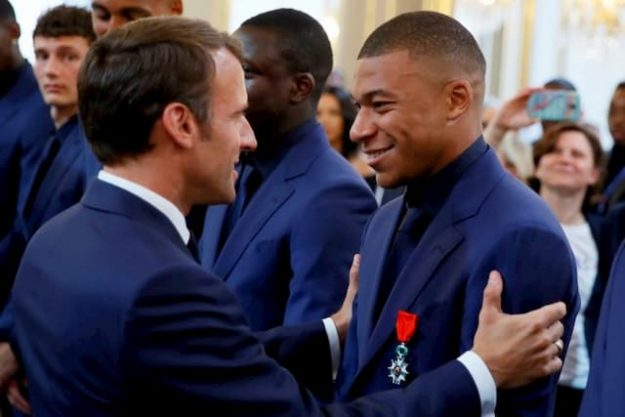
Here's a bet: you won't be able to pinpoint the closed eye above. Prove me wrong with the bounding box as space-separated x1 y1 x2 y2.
372 101 393 112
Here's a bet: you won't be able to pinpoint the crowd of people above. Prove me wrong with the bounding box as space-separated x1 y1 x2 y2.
0 0 623 416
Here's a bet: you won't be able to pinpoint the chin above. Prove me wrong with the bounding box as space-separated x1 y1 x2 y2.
376 172 402 189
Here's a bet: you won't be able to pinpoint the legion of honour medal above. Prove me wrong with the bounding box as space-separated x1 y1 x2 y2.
387 310 419 386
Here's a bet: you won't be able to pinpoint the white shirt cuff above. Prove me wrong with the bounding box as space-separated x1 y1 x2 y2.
322 318 341 380
457 351 497 417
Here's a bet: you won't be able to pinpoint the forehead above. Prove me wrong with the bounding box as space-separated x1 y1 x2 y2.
234 26 283 64
557 131 591 147
352 50 436 98
34 35 91 51
212 48 246 110
92 0 165 13
320 92 340 107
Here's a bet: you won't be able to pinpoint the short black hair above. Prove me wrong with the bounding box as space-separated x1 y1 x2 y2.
0 0 15 22
616 81 625 91
33 5 96 44
358 11 485 77
241 8 333 101
78 16 242 165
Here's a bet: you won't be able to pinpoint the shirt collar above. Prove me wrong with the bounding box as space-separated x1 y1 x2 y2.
97 170 190 244
405 137 488 216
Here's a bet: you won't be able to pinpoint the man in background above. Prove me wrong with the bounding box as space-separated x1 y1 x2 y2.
2 5 96 288
199 9 376 332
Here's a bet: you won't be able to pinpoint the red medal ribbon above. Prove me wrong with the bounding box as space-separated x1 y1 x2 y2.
395 310 419 343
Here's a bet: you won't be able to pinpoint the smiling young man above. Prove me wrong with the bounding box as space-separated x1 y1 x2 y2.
336 11 580 417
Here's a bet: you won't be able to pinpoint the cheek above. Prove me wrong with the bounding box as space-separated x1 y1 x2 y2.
68 64 82 84
333 116 344 133
33 64 45 81
92 21 108 38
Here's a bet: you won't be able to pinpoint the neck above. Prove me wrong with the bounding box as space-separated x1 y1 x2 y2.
254 107 314 155
540 186 586 225
104 162 189 215
50 105 77 130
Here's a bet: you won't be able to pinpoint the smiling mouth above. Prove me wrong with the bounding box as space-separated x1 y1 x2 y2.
365 146 393 162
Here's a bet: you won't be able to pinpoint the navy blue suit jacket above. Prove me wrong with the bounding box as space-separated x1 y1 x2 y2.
17 117 91 238
579 240 625 417
200 121 377 330
0 118 94 294
0 62 52 238
337 146 579 416
0 62 53 302
13 180 482 417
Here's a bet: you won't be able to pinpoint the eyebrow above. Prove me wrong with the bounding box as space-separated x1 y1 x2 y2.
353 89 396 102
56 45 83 54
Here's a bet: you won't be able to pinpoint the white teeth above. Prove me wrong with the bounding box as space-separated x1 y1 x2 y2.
366 147 392 160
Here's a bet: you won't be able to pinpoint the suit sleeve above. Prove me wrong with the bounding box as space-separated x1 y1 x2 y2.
122 264 481 417
461 226 580 417
286 182 376 325
257 321 334 401
579 241 625 417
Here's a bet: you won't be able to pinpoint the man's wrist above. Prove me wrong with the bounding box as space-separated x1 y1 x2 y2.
322 318 341 380
460 350 497 416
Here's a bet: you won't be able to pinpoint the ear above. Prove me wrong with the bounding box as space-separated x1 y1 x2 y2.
8 21 20 41
289 73 315 104
446 80 472 122
170 0 183 15
161 102 196 149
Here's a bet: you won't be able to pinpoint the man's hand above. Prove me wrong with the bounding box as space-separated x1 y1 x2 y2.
0 342 19 386
473 271 566 389
483 88 541 146
331 254 360 344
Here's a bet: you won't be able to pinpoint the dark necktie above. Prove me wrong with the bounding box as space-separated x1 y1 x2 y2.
187 231 200 263
374 206 429 320
217 163 262 254
22 135 62 223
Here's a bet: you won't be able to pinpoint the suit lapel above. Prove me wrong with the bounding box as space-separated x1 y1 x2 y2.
356 199 403 363
354 146 505 383
213 177 294 279
364 218 463 364
26 129 84 230
212 122 329 280
198 204 228 268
